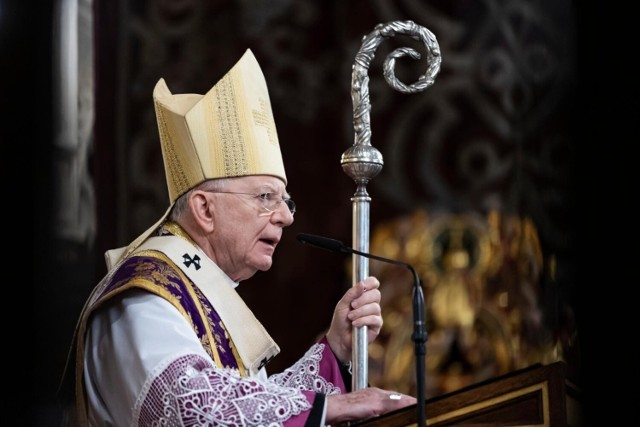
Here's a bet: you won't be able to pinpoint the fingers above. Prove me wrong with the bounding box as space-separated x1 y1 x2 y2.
348 277 381 321
348 303 382 328
347 276 383 331
325 388 417 424
325 276 384 362
350 277 381 307
372 387 417 412
356 276 380 293
349 288 381 310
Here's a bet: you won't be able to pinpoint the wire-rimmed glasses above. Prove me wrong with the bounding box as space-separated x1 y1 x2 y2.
206 190 296 216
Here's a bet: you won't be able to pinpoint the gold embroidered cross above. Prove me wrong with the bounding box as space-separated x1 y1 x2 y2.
252 98 277 146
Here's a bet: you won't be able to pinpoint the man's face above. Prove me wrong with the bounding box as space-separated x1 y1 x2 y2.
207 175 294 282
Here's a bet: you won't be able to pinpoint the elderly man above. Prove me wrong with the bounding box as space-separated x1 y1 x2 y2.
63 49 415 426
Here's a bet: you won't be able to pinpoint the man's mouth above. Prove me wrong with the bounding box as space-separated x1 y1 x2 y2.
259 237 278 248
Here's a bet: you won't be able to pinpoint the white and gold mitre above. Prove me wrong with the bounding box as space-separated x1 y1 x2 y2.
154 48 287 204
106 49 286 268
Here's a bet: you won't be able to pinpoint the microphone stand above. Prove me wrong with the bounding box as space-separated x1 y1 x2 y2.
411 272 427 427
297 234 428 427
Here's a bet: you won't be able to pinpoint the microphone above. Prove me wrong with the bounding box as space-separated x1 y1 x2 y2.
297 233 410 267
296 233 351 254
297 232 428 427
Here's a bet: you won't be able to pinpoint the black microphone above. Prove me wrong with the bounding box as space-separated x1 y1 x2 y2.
296 233 351 254
297 232 428 427
297 233 409 267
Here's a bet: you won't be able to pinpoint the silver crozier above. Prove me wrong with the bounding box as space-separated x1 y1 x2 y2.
341 20 441 393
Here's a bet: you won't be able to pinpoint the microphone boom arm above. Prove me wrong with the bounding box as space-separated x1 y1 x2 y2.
351 247 428 422
297 233 428 426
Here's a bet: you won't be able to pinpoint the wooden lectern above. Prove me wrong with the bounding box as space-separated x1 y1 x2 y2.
347 361 582 427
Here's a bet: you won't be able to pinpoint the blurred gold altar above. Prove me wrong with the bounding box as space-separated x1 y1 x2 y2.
365 209 580 398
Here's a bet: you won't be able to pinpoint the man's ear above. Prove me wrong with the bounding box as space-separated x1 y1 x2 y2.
188 191 215 233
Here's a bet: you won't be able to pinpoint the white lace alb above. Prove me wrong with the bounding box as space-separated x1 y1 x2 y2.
135 343 340 426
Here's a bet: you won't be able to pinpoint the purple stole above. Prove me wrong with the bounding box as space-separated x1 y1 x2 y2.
91 252 244 371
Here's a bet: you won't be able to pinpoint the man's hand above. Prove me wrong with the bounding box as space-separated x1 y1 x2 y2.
326 387 417 425
326 276 382 363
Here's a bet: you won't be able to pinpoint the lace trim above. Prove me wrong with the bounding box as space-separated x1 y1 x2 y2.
135 353 312 426
270 343 341 396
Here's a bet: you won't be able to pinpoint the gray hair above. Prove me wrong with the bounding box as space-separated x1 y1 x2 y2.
169 178 231 221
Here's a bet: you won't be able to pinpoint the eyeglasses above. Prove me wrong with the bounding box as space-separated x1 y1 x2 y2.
206 190 296 216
